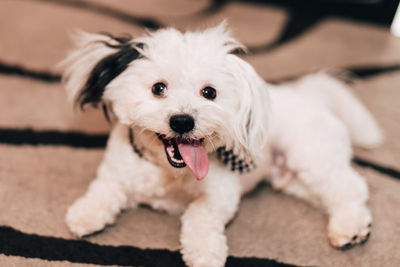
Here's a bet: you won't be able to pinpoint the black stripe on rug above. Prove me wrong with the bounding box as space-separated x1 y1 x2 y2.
1 128 399 180
248 8 325 54
0 128 107 148
0 226 297 267
353 157 400 179
268 63 400 84
201 0 398 26
199 0 398 54
0 61 61 82
346 65 400 79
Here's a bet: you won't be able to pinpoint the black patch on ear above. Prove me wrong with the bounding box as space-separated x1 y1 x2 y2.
229 47 246 56
102 103 111 123
98 33 133 48
76 35 143 109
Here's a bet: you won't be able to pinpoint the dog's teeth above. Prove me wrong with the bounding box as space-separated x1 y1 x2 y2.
173 159 184 164
167 147 175 157
163 137 185 166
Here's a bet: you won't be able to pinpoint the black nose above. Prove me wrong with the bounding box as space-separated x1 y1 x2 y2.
169 114 195 134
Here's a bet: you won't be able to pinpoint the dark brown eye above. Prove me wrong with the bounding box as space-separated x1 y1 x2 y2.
152 82 167 96
201 86 217 100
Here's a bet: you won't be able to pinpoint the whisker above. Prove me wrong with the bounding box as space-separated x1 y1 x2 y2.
198 129 217 152
148 134 159 147
207 133 217 152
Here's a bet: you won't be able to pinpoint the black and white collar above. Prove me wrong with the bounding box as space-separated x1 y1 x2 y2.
216 147 255 173
128 128 143 158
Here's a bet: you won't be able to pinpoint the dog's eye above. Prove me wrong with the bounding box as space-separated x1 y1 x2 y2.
201 86 217 100
152 82 167 97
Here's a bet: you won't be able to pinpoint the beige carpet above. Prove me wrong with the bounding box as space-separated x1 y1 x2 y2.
0 0 399 266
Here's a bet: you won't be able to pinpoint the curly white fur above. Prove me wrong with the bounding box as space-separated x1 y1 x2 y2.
62 23 383 267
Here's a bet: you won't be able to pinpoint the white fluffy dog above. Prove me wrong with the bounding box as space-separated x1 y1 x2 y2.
62 23 383 267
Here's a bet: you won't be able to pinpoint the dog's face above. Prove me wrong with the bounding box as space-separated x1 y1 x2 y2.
62 23 269 180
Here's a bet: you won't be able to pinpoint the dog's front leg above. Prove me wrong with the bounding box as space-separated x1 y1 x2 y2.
180 164 241 267
65 172 128 237
65 125 133 237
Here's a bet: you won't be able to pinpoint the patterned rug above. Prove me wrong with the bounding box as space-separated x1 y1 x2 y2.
1 0 399 266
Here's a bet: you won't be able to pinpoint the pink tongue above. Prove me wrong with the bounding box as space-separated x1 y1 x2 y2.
177 143 209 181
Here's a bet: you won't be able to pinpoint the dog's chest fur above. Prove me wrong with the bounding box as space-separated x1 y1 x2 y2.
121 127 203 214
126 165 201 214
124 126 293 208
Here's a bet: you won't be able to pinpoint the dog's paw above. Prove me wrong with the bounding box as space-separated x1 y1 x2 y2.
328 205 372 248
65 198 114 237
181 229 228 267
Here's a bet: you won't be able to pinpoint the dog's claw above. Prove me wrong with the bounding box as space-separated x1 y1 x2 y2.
328 205 372 249
338 242 353 250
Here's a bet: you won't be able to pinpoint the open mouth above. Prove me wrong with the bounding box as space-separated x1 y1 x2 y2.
157 134 209 180
157 134 189 168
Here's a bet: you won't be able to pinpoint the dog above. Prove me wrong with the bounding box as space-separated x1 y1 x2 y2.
62 22 383 267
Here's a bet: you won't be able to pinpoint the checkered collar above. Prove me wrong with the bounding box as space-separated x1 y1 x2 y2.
129 128 143 158
216 147 255 173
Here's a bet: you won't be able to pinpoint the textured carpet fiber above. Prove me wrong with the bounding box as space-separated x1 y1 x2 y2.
0 0 400 266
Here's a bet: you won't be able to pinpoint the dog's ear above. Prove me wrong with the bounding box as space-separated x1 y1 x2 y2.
60 31 143 110
229 56 270 160
205 22 268 159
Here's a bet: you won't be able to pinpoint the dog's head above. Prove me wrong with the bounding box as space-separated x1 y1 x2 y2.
62 22 269 180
